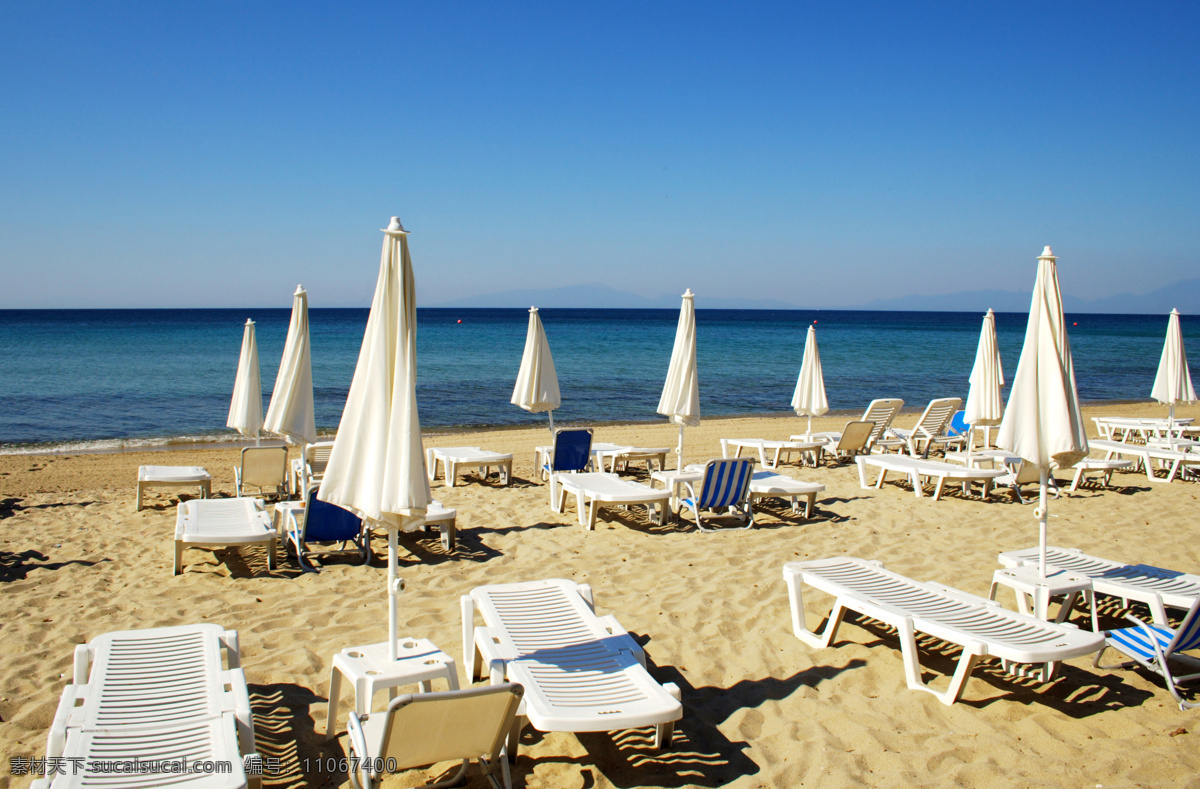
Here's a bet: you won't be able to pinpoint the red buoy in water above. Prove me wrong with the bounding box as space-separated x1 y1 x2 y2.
457 319 462 324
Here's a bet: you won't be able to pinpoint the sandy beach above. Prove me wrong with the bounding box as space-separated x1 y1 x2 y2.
2 401 1199 789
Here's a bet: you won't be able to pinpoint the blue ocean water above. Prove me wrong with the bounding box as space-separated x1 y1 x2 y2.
0 308 1194 452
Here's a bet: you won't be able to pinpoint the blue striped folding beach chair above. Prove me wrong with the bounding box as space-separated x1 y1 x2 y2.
680 458 755 532
1094 598 1200 710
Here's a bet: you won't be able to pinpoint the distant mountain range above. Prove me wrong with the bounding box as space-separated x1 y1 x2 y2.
430 278 1200 314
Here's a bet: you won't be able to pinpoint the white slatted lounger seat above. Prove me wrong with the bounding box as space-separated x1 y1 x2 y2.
37 624 258 789
748 470 825 518
999 547 1200 627
552 472 669 530
1089 439 1200 483
505 648 682 749
137 465 212 511
1065 458 1133 491
782 557 1106 705
721 438 826 469
426 446 513 487
854 455 1005 500
462 579 681 753
174 498 276 576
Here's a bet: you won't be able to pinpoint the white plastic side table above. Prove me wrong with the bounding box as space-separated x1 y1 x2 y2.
649 469 703 513
989 566 1096 630
324 637 459 741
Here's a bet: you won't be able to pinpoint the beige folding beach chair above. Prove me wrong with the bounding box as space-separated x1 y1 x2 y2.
345 683 524 789
826 420 875 465
235 446 288 500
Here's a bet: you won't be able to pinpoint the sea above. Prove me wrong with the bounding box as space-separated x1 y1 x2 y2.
0 308 1194 454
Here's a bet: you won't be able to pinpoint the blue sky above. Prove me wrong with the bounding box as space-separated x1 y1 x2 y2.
2 2 1197 309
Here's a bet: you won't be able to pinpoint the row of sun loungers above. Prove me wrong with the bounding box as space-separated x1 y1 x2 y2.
39 547 1200 787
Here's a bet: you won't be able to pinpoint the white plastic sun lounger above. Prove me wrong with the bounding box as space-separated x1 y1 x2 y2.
136 465 212 511
591 445 672 474
1089 439 1200 483
461 578 646 680
38 624 259 789
855 455 1004 500
174 498 276 576
748 470 825 518
720 438 825 469
999 546 1200 627
426 446 513 487
462 579 681 752
552 472 669 529
1092 416 1195 442
882 397 962 457
783 557 1106 704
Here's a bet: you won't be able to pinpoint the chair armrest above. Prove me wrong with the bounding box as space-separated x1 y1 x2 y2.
73 643 93 684
345 711 373 789
227 668 257 760
46 684 79 759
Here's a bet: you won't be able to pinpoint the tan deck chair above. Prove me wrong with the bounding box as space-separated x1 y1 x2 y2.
235 446 288 500
346 683 524 789
995 460 1060 504
826 420 875 465
885 397 962 458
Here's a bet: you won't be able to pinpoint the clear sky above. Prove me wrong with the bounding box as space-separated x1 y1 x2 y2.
2 2 1197 309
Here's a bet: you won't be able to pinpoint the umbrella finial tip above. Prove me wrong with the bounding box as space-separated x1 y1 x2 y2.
383 216 408 234
682 288 695 298
1039 245 1055 259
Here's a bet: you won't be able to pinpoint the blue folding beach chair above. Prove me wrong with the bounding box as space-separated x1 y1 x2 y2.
1095 598 1200 710
284 486 369 571
679 458 756 532
542 428 594 477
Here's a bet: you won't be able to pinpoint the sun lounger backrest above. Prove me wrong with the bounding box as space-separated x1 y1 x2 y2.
698 458 755 509
304 486 363 542
375 684 524 771
914 398 962 439
552 428 593 473
240 446 288 490
1168 600 1200 653
861 399 904 444
306 441 335 477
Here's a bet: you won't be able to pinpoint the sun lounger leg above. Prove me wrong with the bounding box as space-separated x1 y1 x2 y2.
585 496 598 530
136 480 145 511
784 568 847 648
897 618 981 705
173 540 183 576
932 476 946 501
654 682 682 749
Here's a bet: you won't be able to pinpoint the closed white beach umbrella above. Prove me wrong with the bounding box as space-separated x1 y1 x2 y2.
264 285 316 446
791 324 829 436
1150 308 1196 434
227 319 263 445
511 306 561 431
319 216 430 661
964 308 1005 449
658 289 700 469
996 247 1088 577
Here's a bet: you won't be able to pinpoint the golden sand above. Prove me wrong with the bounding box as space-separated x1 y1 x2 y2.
2 401 1199 788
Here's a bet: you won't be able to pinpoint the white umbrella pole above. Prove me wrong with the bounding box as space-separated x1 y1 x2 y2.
1169 403 1176 440
677 424 686 470
255 430 260 448
548 410 555 433
807 415 812 436
388 525 399 661
1038 468 1049 577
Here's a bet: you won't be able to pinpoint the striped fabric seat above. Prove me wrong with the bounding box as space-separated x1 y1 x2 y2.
1096 598 1200 710
680 458 755 531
